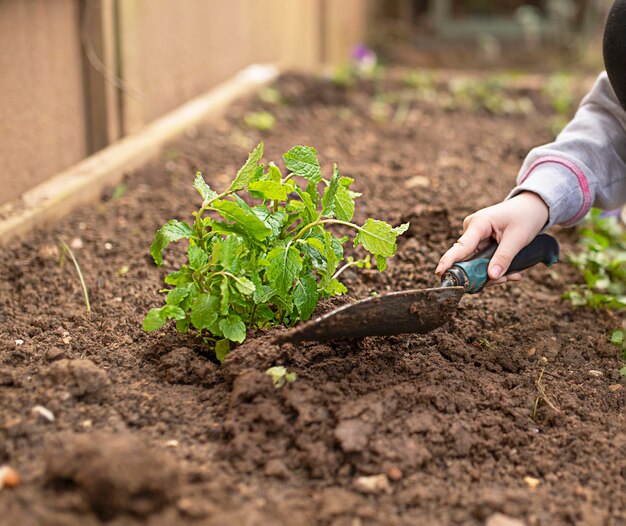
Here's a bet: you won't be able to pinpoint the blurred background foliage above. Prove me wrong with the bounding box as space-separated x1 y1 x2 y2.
368 0 612 71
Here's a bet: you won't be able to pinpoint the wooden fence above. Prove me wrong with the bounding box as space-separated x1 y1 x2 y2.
0 0 368 205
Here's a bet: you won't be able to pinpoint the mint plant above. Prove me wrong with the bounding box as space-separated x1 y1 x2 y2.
144 143 408 361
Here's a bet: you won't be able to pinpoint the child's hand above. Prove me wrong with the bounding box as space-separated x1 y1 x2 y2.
435 192 549 284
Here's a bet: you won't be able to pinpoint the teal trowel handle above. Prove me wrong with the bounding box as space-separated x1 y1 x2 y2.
448 233 560 294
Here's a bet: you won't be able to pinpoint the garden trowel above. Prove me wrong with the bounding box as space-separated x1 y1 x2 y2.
274 234 559 344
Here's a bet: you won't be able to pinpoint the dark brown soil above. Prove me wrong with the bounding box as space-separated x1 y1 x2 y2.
0 71 624 526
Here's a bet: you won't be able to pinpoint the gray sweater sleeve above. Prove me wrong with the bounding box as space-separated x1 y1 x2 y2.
507 72 626 229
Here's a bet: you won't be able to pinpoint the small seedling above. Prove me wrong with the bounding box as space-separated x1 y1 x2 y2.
266 366 297 388
244 111 276 131
111 182 128 200
477 338 497 352
59 241 91 313
532 367 560 421
144 143 408 362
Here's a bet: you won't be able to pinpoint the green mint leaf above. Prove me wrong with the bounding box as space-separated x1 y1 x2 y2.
194 172 218 204
234 276 256 296
165 285 192 306
161 305 187 320
294 186 319 224
294 274 319 320
266 163 282 181
339 176 355 188
252 207 287 238
188 245 208 270
321 164 340 217
324 278 348 297
248 180 288 201
393 223 410 236
355 219 401 257
165 267 193 286
143 308 167 331
219 315 247 343
211 200 271 241
190 294 219 330
283 146 321 183
229 142 264 191
266 245 303 296
175 318 190 333
150 220 192 266
306 181 320 209
215 340 230 363
144 304 187 330
214 235 242 272
375 254 388 272
254 285 276 305
334 185 355 222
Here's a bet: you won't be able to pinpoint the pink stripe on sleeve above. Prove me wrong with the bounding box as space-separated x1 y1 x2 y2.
519 156 591 225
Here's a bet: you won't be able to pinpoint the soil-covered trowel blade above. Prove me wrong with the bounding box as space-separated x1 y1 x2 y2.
274 286 464 344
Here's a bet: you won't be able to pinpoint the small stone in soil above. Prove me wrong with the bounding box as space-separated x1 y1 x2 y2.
387 466 403 481
31 405 55 422
523 476 540 490
588 370 604 377
14 339 24 346
354 474 391 495
608 384 622 392
70 238 83 249
485 513 526 526
0 466 21 489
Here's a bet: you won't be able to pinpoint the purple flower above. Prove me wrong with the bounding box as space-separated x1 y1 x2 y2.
351 44 377 73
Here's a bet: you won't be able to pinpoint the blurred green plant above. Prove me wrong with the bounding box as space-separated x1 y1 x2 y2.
564 208 626 375
258 87 283 105
445 77 534 116
244 111 276 131
543 72 576 136
564 209 626 310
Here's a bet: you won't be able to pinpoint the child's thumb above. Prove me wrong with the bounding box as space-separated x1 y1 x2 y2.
488 231 529 280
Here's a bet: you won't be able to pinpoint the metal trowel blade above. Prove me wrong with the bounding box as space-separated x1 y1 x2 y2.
273 286 464 344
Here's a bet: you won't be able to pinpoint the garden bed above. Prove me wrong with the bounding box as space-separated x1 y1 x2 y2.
0 70 624 526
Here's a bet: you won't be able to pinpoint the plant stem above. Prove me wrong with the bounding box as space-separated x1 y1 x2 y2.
60 241 91 313
293 219 360 242
332 260 363 280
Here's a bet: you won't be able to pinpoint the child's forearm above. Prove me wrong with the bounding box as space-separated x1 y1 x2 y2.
507 72 626 228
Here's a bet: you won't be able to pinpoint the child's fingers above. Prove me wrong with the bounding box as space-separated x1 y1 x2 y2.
435 218 491 275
